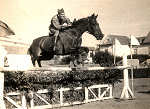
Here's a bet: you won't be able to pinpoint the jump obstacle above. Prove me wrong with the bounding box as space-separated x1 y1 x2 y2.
0 55 135 109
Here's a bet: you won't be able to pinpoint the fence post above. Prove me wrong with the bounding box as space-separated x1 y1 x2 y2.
0 71 6 109
60 88 63 106
120 55 135 99
85 87 88 103
30 91 34 108
98 87 101 99
22 93 27 109
109 85 113 98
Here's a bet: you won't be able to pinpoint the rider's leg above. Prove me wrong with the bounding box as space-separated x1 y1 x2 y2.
53 30 59 51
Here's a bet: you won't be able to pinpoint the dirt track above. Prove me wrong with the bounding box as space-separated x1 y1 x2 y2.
62 78 150 109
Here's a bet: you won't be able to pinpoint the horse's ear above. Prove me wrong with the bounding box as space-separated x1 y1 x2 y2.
91 13 95 17
91 13 98 19
95 14 98 18
73 18 77 22
73 18 77 24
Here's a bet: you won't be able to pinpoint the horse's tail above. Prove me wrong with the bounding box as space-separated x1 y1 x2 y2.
27 46 32 55
27 46 35 62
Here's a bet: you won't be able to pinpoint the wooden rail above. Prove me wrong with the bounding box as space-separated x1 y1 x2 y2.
0 65 131 72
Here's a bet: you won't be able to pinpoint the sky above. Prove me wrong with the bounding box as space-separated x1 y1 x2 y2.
0 0 150 46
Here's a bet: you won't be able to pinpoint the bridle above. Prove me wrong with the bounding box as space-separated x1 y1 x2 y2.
86 17 94 35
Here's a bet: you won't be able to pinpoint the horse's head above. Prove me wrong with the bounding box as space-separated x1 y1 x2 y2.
87 14 104 40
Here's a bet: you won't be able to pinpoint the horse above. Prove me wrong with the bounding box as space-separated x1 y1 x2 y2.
28 13 104 67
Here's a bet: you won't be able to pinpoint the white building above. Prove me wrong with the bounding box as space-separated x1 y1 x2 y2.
100 34 140 57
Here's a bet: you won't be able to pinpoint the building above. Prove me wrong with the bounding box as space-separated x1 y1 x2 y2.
136 32 150 55
98 34 141 66
0 21 32 69
0 36 29 54
99 34 140 56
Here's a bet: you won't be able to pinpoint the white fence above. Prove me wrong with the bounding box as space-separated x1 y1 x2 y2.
4 84 112 109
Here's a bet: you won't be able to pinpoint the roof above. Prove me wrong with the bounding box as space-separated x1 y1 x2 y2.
143 32 150 44
102 34 131 45
0 20 15 37
136 37 146 44
101 34 140 46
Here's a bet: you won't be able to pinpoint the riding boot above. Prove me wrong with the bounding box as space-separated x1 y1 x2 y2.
53 37 57 51
53 30 59 52
53 35 59 51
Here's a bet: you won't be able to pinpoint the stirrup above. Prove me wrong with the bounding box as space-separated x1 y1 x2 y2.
70 48 76 50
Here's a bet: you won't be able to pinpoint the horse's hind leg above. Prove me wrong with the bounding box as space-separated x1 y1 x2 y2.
37 59 42 67
31 57 36 67
34 48 42 67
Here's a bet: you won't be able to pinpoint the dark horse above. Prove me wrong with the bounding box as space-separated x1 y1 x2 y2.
28 14 104 67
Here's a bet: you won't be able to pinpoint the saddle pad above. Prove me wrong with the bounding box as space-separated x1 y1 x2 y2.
40 36 55 51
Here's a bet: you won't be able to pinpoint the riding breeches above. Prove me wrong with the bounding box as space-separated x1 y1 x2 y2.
49 29 59 37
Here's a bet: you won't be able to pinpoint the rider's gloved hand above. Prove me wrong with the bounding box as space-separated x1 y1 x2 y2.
61 25 68 30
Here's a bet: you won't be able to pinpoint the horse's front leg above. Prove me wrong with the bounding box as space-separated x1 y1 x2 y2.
78 47 89 66
70 53 82 68
76 54 84 67
69 56 77 68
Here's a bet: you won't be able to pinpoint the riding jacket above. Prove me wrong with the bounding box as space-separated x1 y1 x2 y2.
49 15 71 33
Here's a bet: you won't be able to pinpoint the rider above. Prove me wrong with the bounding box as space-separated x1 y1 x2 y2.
49 8 72 51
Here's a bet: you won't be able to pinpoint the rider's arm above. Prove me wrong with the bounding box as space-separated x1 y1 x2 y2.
51 17 64 30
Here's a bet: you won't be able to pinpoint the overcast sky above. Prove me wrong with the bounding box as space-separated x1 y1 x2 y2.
0 0 150 45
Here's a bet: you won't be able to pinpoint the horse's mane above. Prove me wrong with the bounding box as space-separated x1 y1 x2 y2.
62 17 89 31
72 17 89 26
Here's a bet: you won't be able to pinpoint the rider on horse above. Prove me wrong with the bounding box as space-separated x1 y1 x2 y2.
49 8 72 51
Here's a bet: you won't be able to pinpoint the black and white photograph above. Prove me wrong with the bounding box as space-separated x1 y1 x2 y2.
0 0 150 109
